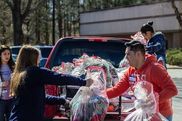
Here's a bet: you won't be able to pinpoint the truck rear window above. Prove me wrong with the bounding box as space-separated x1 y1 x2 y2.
51 40 126 68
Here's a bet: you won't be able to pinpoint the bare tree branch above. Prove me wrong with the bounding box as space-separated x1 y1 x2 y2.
5 0 13 10
171 0 182 28
21 0 33 21
22 0 45 20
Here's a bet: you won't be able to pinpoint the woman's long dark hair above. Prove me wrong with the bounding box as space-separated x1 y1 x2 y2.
0 45 15 71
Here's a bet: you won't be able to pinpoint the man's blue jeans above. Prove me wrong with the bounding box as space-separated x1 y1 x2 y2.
166 115 172 121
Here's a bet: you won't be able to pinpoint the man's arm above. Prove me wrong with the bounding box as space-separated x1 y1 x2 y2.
106 71 130 99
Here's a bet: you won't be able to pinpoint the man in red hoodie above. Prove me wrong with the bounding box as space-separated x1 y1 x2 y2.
107 40 178 121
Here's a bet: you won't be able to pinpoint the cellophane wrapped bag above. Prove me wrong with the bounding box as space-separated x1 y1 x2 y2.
70 66 109 121
50 54 120 115
131 32 146 45
71 55 120 112
124 81 168 121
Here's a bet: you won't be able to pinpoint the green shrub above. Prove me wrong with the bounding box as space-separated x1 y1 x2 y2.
167 49 182 66
167 48 182 55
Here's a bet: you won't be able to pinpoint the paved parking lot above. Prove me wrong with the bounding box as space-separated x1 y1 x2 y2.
167 67 182 121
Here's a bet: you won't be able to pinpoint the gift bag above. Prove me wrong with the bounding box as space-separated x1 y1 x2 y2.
70 86 93 121
70 66 109 121
124 81 168 121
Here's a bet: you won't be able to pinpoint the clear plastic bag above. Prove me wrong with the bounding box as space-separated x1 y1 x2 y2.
70 66 109 121
131 32 146 45
119 55 129 69
124 81 168 121
70 86 93 121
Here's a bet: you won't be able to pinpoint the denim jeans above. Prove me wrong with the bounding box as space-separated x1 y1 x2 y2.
0 98 15 121
166 115 173 121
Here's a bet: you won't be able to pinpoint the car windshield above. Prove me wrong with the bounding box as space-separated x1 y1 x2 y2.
39 47 52 58
51 39 126 68
11 46 52 62
11 46 21 55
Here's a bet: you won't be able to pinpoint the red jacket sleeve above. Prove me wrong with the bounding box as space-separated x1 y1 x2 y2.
106 69 130 99
151 64 178 103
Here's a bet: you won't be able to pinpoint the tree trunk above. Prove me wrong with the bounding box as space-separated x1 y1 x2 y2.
45 0 49 45
63 12 67 37
12 7 24 45
58 18 63 38
68 15 71 36
57 0 63 38
25 21 30 44
52 0 55 45
35 14 41 44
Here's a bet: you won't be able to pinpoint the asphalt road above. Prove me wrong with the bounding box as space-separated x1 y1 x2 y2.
167 68 182 121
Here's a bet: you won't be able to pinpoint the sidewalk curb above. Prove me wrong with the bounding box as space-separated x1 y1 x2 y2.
167 64 182 69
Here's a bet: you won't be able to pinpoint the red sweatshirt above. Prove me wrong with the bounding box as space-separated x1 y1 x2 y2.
107 54 178 117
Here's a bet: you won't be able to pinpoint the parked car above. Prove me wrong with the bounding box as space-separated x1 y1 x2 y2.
36 45 53 67
10 46 21 61
11 45 53 67
44 36 131 120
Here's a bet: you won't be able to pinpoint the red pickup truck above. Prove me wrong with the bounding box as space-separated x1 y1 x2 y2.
44 36 131 121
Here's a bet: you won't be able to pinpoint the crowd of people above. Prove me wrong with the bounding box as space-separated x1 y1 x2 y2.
0 21 178 121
